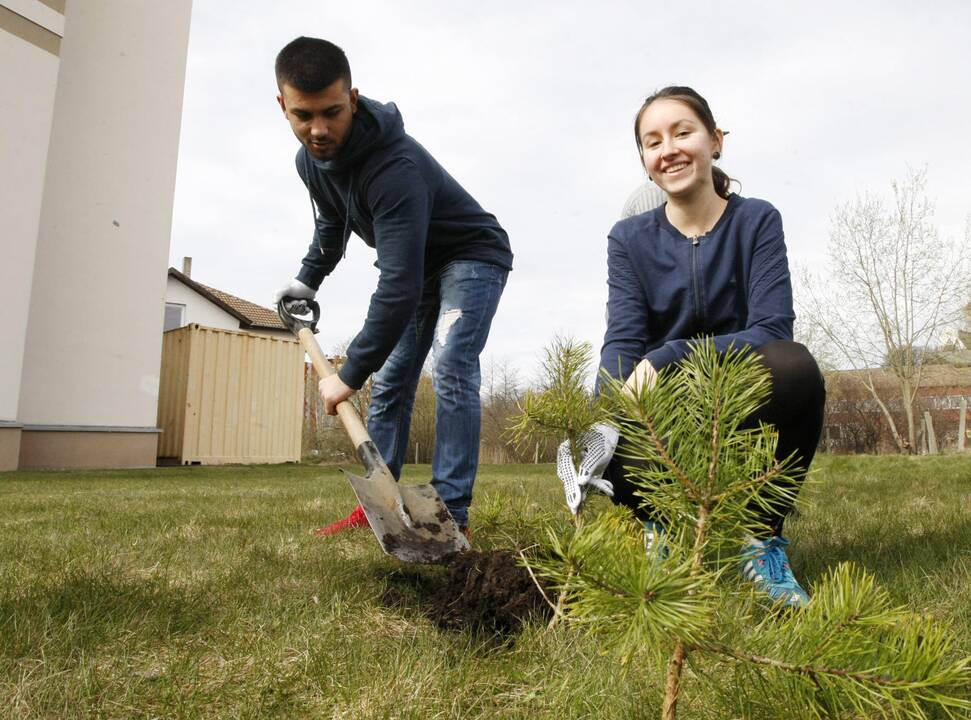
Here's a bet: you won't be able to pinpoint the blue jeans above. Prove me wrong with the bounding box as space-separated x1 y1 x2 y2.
367 261 508 527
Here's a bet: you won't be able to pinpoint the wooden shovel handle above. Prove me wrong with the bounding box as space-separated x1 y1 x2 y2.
297 327 369 449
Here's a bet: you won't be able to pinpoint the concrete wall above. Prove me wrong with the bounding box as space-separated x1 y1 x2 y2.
0 0 63 470
12 0 193 469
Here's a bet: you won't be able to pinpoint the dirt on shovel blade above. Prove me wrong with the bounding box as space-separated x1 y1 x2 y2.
381 549 553 636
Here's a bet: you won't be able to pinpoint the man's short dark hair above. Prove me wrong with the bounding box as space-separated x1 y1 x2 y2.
275 37 351 92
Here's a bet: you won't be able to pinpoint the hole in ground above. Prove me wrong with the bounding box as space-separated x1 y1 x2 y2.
379 549 554 636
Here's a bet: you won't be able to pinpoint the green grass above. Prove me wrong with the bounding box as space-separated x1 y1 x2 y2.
1 456 970 719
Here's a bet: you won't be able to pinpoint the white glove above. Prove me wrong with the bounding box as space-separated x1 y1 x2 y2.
273 278 316 305
556 423 618 515
556 442 585 515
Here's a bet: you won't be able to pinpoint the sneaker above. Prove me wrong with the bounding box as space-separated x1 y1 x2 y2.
313 505 369 537
460 526 471 542
740 536 810 608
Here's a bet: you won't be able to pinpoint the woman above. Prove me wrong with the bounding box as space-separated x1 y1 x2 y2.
599 86 825 607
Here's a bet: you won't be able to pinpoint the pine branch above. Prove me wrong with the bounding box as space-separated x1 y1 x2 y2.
701 641 949 690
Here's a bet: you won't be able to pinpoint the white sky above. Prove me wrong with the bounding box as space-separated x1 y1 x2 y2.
170 0 971 383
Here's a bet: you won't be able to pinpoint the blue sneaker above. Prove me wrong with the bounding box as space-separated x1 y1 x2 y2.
740 536 810 608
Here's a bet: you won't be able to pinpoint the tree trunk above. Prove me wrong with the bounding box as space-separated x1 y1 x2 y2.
663 642 687 720
861 377 907 453
902 378 916 454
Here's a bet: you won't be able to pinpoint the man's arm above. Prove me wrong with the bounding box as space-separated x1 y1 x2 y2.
337 158 433 390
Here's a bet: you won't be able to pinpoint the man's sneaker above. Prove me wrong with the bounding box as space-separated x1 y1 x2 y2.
460 526 471 542
313 505 369 537
740 536 810 608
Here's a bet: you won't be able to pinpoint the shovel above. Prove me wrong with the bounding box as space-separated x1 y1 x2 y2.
278 299 469 563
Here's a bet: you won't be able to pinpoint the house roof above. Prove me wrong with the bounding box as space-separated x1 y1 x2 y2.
167 268 286 331
827 364 971 389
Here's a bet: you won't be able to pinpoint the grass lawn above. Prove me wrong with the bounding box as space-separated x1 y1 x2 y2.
1 455 970 719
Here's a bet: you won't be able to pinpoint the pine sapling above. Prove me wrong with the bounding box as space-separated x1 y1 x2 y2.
508 335 605 625
524 339 971 719
508 334 601 471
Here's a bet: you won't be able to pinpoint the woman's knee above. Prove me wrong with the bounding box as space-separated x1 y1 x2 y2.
760 341 822 386
755 340 826 420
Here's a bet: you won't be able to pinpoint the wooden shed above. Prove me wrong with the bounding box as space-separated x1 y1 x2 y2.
157 324 304 464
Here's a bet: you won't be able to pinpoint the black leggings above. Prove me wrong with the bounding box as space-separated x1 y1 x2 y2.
605 340 826 537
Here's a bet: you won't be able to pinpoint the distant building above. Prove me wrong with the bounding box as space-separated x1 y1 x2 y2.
165 260 291 340
823 365 971 454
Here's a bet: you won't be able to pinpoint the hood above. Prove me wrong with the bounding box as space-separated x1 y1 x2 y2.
310 95 404 173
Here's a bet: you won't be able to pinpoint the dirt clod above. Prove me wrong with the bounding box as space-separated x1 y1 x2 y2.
380 549 552 636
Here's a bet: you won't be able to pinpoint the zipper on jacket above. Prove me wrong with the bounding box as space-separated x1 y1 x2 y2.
690 236 703 326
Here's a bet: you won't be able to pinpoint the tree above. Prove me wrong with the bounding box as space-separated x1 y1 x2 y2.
302 339 375 461
408 365 436 464
523 340 971 719
480 358 535 464
798 169 971 453
508 335 600 469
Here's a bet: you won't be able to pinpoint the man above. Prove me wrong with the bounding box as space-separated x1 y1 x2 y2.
273 37 512 536
621 180 665 220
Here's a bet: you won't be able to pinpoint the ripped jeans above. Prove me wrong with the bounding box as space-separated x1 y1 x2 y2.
367 260 508 527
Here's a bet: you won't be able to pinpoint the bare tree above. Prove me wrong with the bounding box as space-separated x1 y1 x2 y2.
798 169 971 453
959 300 971 348
479 357 533 463
408 367 436 464
793 317 838 373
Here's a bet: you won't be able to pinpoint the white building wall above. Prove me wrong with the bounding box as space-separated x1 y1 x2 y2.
18 0 193 430
0 2 61 425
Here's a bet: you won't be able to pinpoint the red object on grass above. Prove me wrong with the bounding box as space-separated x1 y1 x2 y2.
313 504 369 536
313 504 472 544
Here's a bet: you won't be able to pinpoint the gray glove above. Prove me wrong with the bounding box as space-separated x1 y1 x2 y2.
273 278 316 305
555 423 618 515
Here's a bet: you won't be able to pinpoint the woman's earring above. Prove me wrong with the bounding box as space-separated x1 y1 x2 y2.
712 151 721 160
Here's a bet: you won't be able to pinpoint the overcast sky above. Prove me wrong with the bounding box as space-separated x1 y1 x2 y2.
170 0 971 383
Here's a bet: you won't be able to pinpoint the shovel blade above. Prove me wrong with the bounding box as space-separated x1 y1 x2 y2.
344 468 469 563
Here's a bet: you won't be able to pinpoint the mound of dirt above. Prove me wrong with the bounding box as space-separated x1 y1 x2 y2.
380 549 553 636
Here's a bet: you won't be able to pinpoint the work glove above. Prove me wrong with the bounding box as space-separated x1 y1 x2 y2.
273 278 316 313
555 422 618 515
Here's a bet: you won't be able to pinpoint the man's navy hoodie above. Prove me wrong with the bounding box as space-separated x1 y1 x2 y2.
599 194 794 385
293 96 513 390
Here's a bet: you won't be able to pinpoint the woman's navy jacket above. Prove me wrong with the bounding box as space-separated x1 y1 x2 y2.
599 194 794 386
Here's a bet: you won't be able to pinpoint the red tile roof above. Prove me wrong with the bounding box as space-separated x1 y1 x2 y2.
168 268 286 330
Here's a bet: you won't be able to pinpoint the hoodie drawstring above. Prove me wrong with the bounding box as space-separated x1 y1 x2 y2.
303 149 353 260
